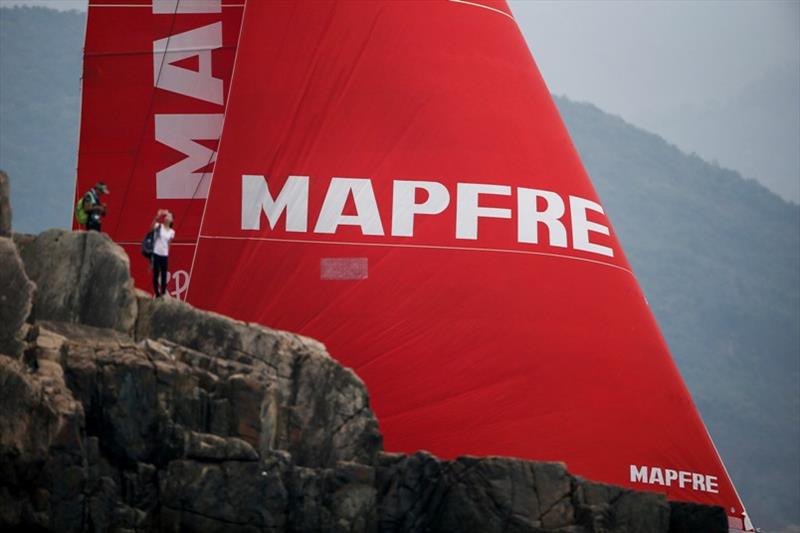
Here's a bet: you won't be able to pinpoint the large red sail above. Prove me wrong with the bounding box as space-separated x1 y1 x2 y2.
187 0 750 528
74 0 244 298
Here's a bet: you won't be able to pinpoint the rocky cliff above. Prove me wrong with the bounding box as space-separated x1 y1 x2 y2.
0 175 726 532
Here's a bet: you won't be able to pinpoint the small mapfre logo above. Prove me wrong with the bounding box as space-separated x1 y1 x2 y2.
630 464 719 494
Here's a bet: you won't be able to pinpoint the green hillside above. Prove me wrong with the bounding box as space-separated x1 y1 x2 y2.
1 6 798 531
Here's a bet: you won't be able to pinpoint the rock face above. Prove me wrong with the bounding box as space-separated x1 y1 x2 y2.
0 170 10 237
135 295 381 468
14 229 137 333
1 316 383 532
0 237 35 357
0 192 728 532
0 328 678 533
376 453 672 533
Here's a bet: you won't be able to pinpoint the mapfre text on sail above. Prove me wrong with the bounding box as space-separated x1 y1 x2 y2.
240 175 615 258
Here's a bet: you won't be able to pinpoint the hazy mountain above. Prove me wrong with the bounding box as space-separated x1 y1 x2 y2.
0 6 82 232
0 6 798 531
637 64 800 203
556 96 799 531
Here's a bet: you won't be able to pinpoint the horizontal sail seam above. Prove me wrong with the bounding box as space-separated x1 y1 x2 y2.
197 234 634 275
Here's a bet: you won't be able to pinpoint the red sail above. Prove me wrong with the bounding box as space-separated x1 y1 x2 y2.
187 0 749 527
74 0 244 299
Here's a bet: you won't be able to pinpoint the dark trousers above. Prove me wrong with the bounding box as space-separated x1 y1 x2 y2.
152 254 168 297
86 217 101 231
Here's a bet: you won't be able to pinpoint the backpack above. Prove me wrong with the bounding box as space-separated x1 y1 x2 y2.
75 190 98 226
142 228 156 259
74 197 88 225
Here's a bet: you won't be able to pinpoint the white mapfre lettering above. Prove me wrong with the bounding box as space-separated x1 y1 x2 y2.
456 183 512 240
152 3 226 201
239 175 616 259
154 114 223 199
518 188 567 248
314 178 385 236
570 196 613 257
153 22 223 105
392 180 450 237
153 0 221 14
630 465 719 494
241 175 309 232
630 465 648 484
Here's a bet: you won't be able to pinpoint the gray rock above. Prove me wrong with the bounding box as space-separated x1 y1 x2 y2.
0 237 34 357
377 452 447 532
0 170 10 237
0 354 81 463
136 295 382 468
184 431 259 462
377 453 674 533
14 229 137 334
45 316 378 472
668 500 728 533
160 453 291 532
0 350 87 533
574 478 670 532
318 461 377 533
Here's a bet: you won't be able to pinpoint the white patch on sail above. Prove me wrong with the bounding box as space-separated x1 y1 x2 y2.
320 258 369 280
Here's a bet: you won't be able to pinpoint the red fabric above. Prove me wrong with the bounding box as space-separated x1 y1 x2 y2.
75 0 244 298
183 0 746 519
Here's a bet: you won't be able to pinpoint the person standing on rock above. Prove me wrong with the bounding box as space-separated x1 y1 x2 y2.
81 182 109 231
151 209 175 298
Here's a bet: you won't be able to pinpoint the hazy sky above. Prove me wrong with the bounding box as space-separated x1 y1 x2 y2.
509 0 800 203
0 0 84 9
3 0 799 201
510 0 798 123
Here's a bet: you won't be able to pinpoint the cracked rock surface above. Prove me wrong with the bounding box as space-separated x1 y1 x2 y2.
0 236 34 357
14 229 137 334
0 179 727 532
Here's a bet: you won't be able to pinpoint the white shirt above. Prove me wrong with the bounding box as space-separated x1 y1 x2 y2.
153 224 175 257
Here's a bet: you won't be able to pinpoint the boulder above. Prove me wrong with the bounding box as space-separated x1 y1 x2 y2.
0 170 10 237
0 354 82 463
136 295 383 468
668 500 728 533
376 452 674 533
0 351 87 532
160 455 291 532
573 476 671 532
377 452 447 532
0 237 34 357
184 431 259 462
14 229 137 334
49 317 380 468
160 452 378 533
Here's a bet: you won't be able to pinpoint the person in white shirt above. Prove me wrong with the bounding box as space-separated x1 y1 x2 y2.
151 209 175 297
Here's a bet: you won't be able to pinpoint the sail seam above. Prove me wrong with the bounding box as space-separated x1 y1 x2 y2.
196 234 633 275
447 0 514 21
89 4 244 7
